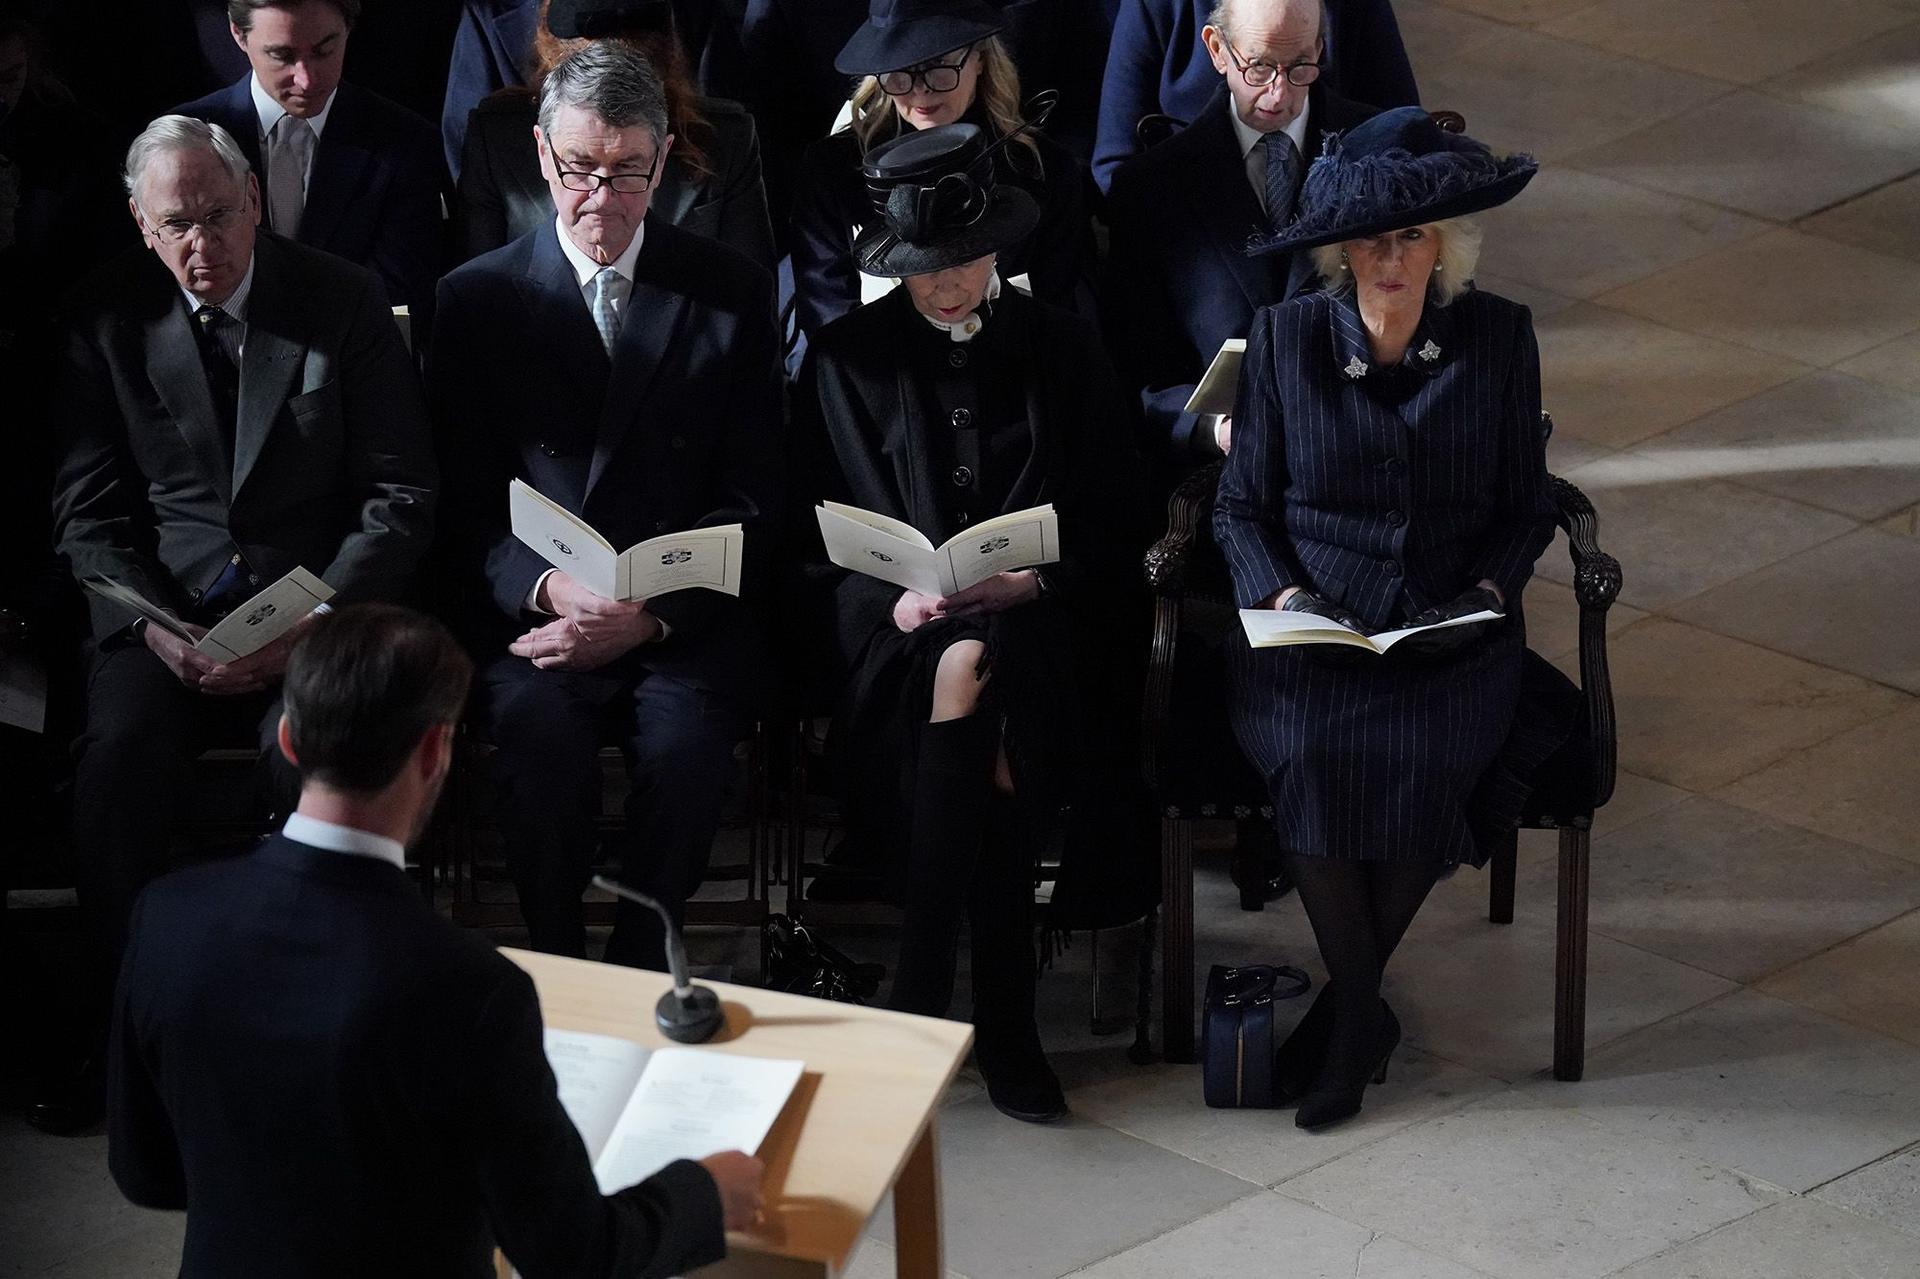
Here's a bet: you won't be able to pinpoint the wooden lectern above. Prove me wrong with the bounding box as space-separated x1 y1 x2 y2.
501 950 973 1278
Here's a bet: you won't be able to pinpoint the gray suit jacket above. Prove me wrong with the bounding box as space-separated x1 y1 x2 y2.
53 233 437 638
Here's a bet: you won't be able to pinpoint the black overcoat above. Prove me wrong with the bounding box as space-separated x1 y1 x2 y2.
1213 288 1557 864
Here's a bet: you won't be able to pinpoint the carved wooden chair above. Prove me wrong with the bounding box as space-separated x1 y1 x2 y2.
1140 414 1621 1081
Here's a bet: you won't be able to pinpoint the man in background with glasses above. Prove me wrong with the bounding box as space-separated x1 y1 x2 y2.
37 113 436 1133
430 41 781 971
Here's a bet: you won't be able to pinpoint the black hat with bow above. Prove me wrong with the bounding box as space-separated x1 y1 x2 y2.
854 122 1040 277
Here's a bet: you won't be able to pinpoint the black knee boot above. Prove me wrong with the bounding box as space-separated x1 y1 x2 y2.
886 715 999 1018
967 798 1067 1123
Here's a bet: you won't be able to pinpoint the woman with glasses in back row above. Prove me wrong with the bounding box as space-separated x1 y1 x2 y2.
788 0 1095 363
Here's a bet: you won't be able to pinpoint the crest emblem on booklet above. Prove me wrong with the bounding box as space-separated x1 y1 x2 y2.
244 603 278 626
979 536 1011 553
550 537 577 557
659 549 693 565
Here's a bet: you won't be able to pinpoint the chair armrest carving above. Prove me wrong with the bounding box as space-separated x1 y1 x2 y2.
1550 474 1621 811
1144 460 1225 596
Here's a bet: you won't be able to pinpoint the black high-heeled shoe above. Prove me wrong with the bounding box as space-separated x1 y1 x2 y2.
1274 983 1337 1102
975 1021 1069 1124
1294 1001 1400 1131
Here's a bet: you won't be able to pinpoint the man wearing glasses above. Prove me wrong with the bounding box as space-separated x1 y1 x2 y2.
431 41 780 970
1104 0 1382 472
37 113 436 1133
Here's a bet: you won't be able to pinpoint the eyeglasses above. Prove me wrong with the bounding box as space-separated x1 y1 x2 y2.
554 147 664 195
878 45 973 96
1222 36 1323 89
143 205 246 245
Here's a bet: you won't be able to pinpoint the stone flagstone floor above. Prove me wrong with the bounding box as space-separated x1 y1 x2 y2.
5 0 1919 1274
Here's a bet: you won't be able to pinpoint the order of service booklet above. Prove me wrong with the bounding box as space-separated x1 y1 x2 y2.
815 501 1060 598
83 566 334 662
510 479 744 603
544 1028 804 1195
1182 338 1246 417
1239 608 1504 654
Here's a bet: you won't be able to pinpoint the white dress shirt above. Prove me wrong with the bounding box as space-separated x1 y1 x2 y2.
250 74 336 200
1230 100 1313 218
283 811 408 871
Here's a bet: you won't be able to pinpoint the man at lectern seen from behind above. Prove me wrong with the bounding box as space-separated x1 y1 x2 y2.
108 604 764 1278
430 41 781 969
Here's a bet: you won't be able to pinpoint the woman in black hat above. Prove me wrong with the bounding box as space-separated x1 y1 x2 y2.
1213 108 1562 1129
452 0 775 267
787 0 1094 361
795 122 1147 1124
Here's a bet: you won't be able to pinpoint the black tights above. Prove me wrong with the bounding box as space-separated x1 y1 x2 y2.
1286 856 1440 1079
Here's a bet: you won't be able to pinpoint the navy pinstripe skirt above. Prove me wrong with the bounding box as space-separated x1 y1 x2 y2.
1227 626 1525 865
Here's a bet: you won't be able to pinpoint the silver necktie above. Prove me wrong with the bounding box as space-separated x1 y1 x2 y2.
589 267 621 355
267 114 315 238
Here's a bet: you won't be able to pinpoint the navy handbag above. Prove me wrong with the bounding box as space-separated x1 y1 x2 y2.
1201 963 1312 1108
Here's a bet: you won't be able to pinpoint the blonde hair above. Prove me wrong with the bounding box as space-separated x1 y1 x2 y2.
1309 217 1482 306
846 36 1043 174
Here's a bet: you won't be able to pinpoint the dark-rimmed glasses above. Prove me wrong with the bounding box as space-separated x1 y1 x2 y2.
878 44 973 96
1222 35 1323 88
142 205 246 244
554 146 664 195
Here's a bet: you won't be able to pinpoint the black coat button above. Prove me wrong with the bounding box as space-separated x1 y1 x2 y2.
948 348 969 368
654 520 668 533
1388 510 1406 527
539 442 558 457
670 435 686 449
188 588 203 603
952 465 973 486
247 573 261 586
1383 559 1403 577
950 407 973 428
1384 456 1405 474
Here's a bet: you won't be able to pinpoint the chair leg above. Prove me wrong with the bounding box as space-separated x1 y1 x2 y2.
1129 913 1156 1065
1554 825 1590 1082
1489 828 1518 925
1160 816 1196 1063
785 718 808 922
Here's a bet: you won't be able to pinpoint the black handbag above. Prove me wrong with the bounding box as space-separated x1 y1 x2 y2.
762 914 886 1004
1201 963 1311 1108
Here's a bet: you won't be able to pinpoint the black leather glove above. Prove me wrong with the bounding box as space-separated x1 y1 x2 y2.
1398 586 1504 655
1280 589 1370 635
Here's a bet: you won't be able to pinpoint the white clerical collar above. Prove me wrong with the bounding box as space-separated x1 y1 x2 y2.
283 812 408 871
554 216 646 290
1231 97 1312 160
916 270 1001 343
178 251 257 320
249 72 336 143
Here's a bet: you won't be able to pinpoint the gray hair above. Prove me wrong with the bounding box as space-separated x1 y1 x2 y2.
123 114 252 201
1309 217 1484 307
1207 0 1328 40
537 41 669 144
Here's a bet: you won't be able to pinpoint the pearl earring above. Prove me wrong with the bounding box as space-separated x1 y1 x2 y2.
1433 262 1443 273
1338 252 1350 272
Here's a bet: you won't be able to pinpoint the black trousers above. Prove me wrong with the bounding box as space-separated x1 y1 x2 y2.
478 654 745 968
71 640 298 1002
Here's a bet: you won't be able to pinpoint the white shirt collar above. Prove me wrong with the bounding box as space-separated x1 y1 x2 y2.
249 72 336 143
178 251 257 320
1230 97 1312 160
283 812 408 871
554 215 646 290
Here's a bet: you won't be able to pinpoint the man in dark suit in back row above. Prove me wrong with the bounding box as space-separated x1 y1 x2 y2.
1104 0 1379 476
431 41 782 970
110 604 764 1277
36 113 436 1133
176 0 445 335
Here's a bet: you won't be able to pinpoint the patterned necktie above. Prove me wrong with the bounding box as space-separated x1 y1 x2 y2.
589 267 622 355
267 114 315 238
1261 130 1304 232
193 306 241 452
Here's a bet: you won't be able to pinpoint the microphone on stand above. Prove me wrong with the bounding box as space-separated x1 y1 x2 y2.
590 876 725 1043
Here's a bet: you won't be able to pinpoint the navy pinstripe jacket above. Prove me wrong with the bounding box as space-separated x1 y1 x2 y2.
1214 288 1555 629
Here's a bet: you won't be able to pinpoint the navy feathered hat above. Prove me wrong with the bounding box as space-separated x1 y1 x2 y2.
1250 107 1538 256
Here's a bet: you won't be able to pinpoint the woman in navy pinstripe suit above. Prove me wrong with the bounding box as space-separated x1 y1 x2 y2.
1213 109 1555 1129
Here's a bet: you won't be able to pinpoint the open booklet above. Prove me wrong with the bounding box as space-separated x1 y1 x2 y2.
510 479 744 603
1183 338 1246 417
816 502 1060 598
83 566 334 662
1239 608 1504 654
544 1028 803 1195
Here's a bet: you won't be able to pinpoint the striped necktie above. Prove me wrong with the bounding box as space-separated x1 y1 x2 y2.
1262 131 1304 232
589 267 621 355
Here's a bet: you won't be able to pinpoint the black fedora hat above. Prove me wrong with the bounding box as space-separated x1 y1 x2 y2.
545 0 672 40
1251 107 1538 256
854 123 1040 277
834 0 1006 76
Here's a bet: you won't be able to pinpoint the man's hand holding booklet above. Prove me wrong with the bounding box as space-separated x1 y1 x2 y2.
509 479 744 601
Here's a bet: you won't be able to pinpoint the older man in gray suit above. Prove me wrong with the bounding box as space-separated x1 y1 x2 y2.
38 114 435 1133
